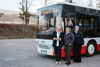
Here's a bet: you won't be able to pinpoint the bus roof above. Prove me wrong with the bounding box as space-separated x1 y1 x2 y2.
38 2 100 11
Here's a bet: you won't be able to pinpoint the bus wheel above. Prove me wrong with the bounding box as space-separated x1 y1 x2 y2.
86 42 95 57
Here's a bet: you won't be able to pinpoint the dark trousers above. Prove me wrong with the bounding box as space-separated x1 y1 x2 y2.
73 45 82 62
54 46 61 61
65 45 73 63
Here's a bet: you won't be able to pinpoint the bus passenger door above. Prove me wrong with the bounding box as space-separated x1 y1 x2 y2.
77 13 99 37
64 12 75 32
90 17 99 37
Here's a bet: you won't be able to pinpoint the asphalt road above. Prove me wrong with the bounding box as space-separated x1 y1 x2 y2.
0 39 100 67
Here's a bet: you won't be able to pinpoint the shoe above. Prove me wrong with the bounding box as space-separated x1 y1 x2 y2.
56 62 59 64
65 62 71 65
73 60 77 62
59 62 61 64
76 61 81 63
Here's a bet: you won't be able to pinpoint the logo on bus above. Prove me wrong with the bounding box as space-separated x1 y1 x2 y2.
41 41 45 43
37 41 39 43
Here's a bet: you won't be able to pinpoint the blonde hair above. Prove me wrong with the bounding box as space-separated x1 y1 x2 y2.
68 20 73 26
66 27 69 30
66 27 71 32
56 26 62 32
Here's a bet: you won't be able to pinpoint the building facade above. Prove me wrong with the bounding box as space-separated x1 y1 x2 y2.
0 9 37 25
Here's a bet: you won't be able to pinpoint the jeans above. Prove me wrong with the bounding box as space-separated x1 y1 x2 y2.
54 46 61 61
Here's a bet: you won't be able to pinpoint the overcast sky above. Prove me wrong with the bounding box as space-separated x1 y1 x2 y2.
0 0 99 13
0 0 64 13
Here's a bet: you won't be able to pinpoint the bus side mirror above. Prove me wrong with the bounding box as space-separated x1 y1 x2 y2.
38 16 39 19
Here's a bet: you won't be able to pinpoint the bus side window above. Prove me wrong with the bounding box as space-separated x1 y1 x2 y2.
83 19 90 37
78 19 82 32
90 19 94 30
65 18 67 26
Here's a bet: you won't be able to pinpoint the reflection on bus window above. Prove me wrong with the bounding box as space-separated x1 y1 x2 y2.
56 17 62 28
69 13 75 26
78 19 82 32
39 15 44 32
65 18 67 26
95 19 97 30
50 18 54 27
39 12 55 32
79 19 82 26
83 19 90 37
38 14 63 33
90 19 94 29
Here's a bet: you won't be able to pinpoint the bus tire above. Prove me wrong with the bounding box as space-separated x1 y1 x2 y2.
86 42 96 57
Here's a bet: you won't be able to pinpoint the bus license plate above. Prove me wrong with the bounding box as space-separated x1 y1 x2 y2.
41 50 47 54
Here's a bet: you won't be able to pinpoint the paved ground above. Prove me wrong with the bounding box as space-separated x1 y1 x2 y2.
0 39 100 67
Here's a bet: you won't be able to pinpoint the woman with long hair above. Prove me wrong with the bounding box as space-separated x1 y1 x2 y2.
51 26 64 64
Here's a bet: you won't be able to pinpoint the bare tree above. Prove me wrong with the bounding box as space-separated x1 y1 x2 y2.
96 0 100 8
0 13 4 17
87 0 99 7
44 0 47 6
19 0 33 37
88 0 93 6
72 0 99 7
69 0 72 3
44 0 54 6
19 0 25 37
65 0 72 3
74 0 83 5
65 0 69 2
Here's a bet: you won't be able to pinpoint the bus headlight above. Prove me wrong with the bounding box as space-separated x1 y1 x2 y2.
36 41 37 43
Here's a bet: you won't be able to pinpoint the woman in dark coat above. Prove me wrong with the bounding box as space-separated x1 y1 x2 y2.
66 20 74 32
63 27 75 65
51 26 63 64
73 26 84 63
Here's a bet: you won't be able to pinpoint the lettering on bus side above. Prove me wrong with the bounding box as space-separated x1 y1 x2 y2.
41 9 58 15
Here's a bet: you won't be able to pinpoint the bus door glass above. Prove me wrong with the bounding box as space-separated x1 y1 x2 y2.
77 13 90 37
64 10 75 32
77 13 82 33
64 13 75 26
77 13 99 37
93 17 99 36
69 13 75 26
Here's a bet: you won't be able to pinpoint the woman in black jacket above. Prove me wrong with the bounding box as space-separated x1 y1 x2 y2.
63 27 75 65
51 26 63 64
66 20 74 32
73 26 84 63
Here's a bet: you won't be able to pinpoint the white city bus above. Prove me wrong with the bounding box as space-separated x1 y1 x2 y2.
36 2 100 57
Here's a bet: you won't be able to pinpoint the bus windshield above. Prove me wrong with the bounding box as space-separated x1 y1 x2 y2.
37 5 62 39
39 11 56 33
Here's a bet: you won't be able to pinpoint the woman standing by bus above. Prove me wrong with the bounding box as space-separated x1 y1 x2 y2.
73 26 84 63
51 26 63 64
64 27 75 65
68 20 74 26
66 20 74 32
